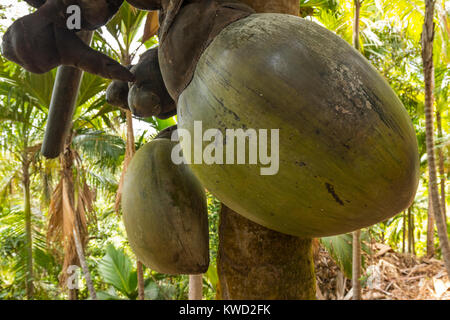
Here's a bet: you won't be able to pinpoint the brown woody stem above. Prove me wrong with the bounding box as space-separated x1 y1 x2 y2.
41 31 93 158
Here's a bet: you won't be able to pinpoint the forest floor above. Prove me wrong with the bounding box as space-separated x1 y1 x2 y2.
315 242 450 300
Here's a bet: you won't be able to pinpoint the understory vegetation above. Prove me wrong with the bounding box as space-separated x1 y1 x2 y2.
0 0 448 300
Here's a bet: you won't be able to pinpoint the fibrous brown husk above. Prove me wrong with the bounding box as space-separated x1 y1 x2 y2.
239 0 299 14
315 242 450 300
106 65 134 111
128 48 176 118
158 0 254 101
73 0 124 30
106 79 132 111
6 0 253 89
127 0 161 10
28 0 124 31
1 0 133 81
24 0 45 8
47 146 95 288
154 124 177 139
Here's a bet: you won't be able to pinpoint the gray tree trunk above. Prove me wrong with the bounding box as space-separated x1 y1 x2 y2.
72 225 97 300
436 111 446 222
427 192 435 257
351 0 362 301
137 261 145 300
402 211 406 253
408 207 415 255
352 229 362 300
188 275 203 300
22 157 34 299
421 0 450 275
217 206 316 299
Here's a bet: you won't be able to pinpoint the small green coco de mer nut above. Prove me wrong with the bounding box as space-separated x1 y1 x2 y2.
122 138 209 275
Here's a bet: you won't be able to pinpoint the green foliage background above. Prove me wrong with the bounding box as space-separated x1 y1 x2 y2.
0 0 448 299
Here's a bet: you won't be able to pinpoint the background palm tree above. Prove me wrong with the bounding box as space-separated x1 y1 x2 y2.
352 0 362 301
46 70 126 299
0 59 54 299
0 0 448 300
421 0 450 275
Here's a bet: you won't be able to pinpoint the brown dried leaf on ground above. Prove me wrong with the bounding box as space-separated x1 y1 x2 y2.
315 242 449 300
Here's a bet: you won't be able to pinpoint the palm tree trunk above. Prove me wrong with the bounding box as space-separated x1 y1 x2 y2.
352 229 361 300
407 208 411 253
188 275 203 300
59 134 96 300
353 0 361 51
217 206 315 299
411 212 416 255
422 0 450 275
436 111 446 222
427 192 435 257
402 211 406 253
137 261 145 300
72 225 97 299
351 0 362 300
125 111 135 155
22 157 34 299
216 0 315 300
408 207 415 255
115 111 136 213
114 48 134 214
68 289 78 300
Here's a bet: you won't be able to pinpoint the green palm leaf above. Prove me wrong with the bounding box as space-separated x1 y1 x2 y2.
320 232 371 279
98 244 138 299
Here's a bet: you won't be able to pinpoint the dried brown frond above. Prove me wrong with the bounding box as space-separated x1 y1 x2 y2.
115 111 135 215
47 179 63 245
114 161 126 215
142 11 159 43
47 146 96 288
78 181 96 226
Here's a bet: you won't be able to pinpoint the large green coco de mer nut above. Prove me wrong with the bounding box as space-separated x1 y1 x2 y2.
122 139 209 274
177 14 420 238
